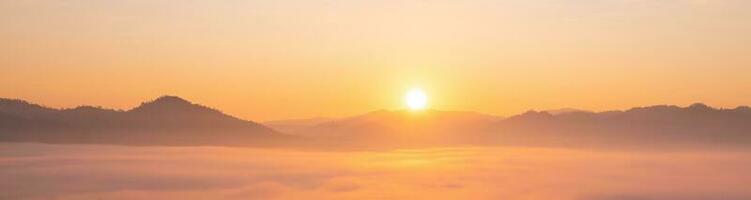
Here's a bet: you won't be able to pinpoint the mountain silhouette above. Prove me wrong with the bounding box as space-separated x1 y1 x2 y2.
278 109 502 148
275 104 751 149
3 97 751 149
492 103 751 149
0 96 289 146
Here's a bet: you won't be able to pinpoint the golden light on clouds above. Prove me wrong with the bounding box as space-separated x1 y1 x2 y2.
3 143 751 199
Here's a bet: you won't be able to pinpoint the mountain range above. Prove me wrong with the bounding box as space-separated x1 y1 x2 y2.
492 104 751 149
0 96 290 146
2 96 750 149
264 105 751 149
265 110 502 148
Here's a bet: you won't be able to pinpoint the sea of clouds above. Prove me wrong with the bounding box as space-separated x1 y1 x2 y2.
2 143 750 200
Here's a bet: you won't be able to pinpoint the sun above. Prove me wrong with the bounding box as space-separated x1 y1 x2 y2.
405 88 428 110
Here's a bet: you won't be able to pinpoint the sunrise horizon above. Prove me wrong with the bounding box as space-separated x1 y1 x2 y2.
2 94 747 122
4 1 751 122
3 1 751 199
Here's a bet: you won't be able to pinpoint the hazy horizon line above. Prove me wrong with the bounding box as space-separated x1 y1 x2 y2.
3 95 749 123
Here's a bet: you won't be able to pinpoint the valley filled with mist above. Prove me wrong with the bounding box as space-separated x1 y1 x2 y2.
3 143 751 200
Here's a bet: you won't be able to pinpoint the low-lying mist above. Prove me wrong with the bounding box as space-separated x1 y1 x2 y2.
2 143 750 200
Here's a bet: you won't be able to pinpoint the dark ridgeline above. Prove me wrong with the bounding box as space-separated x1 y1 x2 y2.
1 96 751 150
0 96 291 147
493 103 751 149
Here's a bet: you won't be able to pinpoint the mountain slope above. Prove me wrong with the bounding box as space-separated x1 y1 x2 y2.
0 96 289 146
3 97 751 149
493 103 751 149
281 103 751 149
290 109 503 147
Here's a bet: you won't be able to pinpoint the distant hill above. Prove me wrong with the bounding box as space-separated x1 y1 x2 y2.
492 103 751 149
279 104 751 149
3 97 750 149
286 109 503 148
0 96 291 147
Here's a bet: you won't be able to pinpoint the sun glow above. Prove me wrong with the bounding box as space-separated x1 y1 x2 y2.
405 89 428 110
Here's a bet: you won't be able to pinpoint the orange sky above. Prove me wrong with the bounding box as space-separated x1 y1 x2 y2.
1 0 750 121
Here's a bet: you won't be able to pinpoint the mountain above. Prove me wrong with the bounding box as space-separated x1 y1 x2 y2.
0 96 291 146
280 103 751 149
286 109 503 147
492 103 751 149
3 97 750 150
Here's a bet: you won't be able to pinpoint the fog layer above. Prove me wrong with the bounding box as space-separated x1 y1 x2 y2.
2 143 750 200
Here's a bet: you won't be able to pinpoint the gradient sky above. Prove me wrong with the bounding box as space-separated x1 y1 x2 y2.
1 0 750 121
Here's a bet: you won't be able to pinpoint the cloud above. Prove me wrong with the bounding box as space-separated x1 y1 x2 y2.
1 143 750 199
